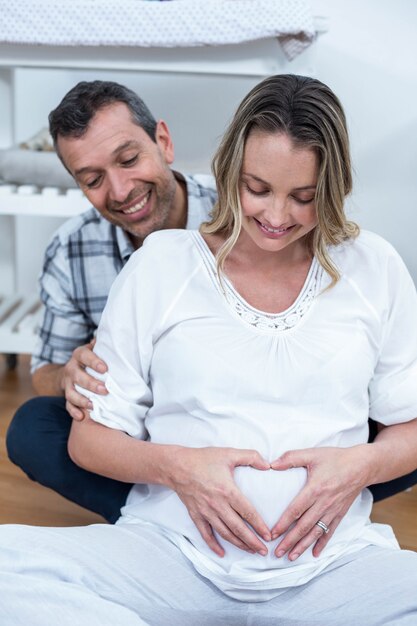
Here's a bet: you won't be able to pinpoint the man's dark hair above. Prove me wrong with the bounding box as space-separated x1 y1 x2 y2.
49 80 158 154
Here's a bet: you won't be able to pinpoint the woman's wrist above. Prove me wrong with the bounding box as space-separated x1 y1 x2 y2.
150 443 191 489
350 443 383 488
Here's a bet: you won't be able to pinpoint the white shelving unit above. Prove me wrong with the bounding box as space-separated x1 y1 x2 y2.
0 293 44 355
0 184 89 356
0 184 89 217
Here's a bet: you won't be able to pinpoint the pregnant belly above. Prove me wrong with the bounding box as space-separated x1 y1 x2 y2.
124 462 308 561
233 466 307 530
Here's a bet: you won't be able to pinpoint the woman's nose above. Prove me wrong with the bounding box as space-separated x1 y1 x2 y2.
267 196 289 226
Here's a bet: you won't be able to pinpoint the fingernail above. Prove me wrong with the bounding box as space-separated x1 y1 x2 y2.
289 553 299 561
258 548 268 556
97 384 107 393
263 533 272 542
88 401 93 409
276 550 285 558
97 364 106 373
271 532 279 540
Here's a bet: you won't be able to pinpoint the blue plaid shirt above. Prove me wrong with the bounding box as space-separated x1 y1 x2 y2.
32 173 217 372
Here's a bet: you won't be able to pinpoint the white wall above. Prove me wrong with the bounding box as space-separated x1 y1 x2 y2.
311 0 417 282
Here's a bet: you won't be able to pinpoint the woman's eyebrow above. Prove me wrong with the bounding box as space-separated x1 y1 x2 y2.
241 173 316 192
241 172 268 184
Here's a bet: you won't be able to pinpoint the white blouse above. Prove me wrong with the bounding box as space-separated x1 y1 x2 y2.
84 229 417 601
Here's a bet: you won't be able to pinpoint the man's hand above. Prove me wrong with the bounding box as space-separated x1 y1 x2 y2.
166 446 272 557
269 445 373 561
63 339 108 421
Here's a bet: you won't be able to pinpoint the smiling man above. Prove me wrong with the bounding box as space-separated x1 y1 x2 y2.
6 80 217 522
60 102 187 245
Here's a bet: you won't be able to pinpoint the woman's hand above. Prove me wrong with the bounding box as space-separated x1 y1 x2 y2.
166 446 272 557
63 339 108 420
269 445 374 561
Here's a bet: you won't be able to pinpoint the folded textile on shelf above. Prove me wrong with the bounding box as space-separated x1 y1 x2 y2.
0 0 318 60
0 124 77 188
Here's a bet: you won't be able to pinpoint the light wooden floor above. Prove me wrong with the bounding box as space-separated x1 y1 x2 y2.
0 354 416 552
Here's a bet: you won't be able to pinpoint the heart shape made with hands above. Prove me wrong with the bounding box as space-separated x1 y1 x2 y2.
233 465 307 529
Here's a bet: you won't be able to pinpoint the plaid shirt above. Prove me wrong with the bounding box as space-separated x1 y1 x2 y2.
32 173 217 372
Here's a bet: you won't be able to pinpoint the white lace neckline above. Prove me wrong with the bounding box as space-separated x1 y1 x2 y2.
192 231 322 333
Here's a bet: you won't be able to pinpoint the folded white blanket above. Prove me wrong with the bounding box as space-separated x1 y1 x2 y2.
0 148 77 189
0 0 317 60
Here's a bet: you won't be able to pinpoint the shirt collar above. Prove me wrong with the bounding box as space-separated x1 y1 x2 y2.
116 225 135 263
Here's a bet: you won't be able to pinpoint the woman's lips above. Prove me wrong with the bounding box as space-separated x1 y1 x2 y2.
254 218 296 238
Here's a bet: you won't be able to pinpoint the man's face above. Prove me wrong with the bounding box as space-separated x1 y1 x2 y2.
57 103 181 247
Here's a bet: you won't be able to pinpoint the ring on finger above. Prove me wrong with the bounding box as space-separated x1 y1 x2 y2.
315 520 330 534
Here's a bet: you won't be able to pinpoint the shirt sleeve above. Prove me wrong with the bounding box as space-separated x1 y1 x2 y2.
76 249 154 440
31 236 96 372
368 250 417 425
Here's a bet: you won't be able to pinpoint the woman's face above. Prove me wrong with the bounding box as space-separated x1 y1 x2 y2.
239 131 319 256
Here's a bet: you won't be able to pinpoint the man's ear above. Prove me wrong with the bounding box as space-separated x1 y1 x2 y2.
155 120 174 164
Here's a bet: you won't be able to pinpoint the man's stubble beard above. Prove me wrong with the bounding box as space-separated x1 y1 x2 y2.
120 179 177 247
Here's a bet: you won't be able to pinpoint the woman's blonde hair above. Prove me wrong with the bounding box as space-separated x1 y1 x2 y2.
201 74 359 286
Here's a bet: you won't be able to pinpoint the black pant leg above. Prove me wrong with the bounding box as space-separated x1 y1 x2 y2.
6 396 132 523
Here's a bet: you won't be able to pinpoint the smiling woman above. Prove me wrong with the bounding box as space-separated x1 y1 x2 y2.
238 132 318 251
1 74 417 626
203 73 356 291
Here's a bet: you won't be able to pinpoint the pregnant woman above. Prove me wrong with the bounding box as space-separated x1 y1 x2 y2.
1 74 417 625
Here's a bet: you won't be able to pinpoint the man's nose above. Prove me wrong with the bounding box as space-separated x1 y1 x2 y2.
107 170 132 204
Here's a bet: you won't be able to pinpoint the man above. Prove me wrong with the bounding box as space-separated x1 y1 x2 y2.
6 80 217 523
6 80 417 529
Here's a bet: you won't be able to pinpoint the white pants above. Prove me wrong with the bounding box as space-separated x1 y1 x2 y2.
1 522 417 626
